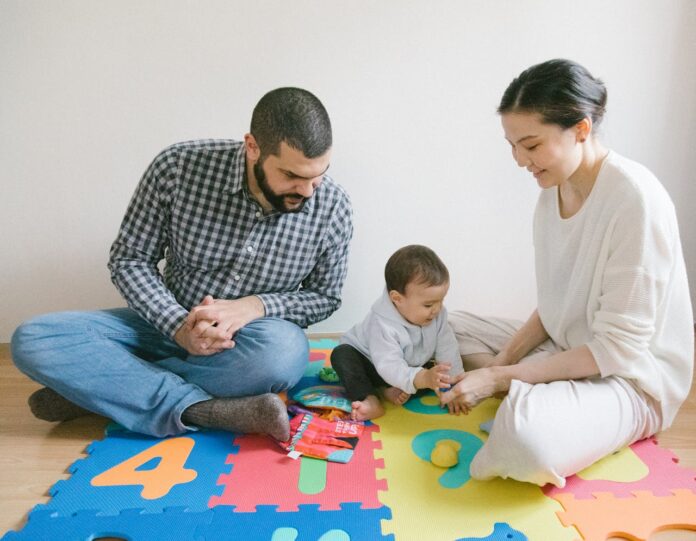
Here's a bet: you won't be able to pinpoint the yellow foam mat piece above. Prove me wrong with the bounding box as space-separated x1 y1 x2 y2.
577 446 649 482
372 397 577 540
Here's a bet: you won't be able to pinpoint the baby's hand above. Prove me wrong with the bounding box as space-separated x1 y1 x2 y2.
415 363 451 391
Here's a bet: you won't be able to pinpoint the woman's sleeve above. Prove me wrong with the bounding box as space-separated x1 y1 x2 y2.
587 193 676 381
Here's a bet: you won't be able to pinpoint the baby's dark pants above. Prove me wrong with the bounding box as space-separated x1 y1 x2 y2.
330 344 388 401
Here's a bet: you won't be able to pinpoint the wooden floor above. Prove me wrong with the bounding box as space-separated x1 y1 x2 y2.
1 340 695 540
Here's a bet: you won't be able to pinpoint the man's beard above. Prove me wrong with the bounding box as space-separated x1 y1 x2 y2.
254 161 307 213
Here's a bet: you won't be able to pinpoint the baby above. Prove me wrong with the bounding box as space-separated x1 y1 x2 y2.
331 245 465 421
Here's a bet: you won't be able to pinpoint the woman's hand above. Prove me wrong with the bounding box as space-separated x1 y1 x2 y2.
439 366 509 410
442 394 471 415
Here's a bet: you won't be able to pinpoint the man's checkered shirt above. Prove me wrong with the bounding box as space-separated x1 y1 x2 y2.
108 139 353 337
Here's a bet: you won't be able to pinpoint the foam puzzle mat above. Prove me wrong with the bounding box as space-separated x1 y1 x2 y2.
3 338 696 540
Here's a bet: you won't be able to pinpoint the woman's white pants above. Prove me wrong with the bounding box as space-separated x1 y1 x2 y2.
448 311 662 487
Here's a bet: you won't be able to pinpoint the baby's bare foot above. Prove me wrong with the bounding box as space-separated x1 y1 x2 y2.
383 387 410 405
351 395 384 421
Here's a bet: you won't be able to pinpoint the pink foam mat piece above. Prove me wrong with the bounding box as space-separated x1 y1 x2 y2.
544 437 696 499
209 424 386 512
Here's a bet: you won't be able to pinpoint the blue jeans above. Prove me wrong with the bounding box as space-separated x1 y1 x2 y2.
10 308 309 437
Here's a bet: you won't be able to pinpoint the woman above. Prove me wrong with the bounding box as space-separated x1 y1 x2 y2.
442 59 693 487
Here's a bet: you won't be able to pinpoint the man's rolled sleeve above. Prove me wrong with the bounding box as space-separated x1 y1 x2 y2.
108 147 187 337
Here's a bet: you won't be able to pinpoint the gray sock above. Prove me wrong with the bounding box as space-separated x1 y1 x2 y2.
182 394 290 441
28 387 92 422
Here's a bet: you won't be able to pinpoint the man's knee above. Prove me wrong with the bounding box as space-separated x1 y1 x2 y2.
11 313 68 374
208 318 309 394
259 317 308 360
11 310 104 379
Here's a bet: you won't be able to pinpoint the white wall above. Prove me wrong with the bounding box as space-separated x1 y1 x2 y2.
2 0 695 342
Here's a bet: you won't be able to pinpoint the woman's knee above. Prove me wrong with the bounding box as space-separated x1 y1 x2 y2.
471 395 566 486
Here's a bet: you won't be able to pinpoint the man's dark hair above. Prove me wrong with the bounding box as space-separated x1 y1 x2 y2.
250 87 332 158
498 59 607 128
385 245 450 294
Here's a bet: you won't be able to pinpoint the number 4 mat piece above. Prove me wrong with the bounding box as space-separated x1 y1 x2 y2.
33 426 239 517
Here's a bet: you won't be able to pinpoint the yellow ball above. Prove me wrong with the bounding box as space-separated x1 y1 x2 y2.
430 440 460 468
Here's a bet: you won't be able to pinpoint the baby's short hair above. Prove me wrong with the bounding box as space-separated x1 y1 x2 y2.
385 245 449 294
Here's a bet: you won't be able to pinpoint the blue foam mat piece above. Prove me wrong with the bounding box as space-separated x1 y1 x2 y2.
3 505 395 541
195 504 394 541
307 338 340 350
39 428 239 517
456 522 528 541
1 506 209 541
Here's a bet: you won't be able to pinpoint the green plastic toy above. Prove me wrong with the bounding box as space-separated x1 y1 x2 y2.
318 367 340 383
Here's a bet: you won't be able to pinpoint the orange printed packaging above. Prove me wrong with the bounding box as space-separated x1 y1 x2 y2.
280 410 364 463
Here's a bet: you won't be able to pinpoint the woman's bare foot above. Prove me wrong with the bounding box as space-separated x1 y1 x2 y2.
383 386 410 405
351 395 384 421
